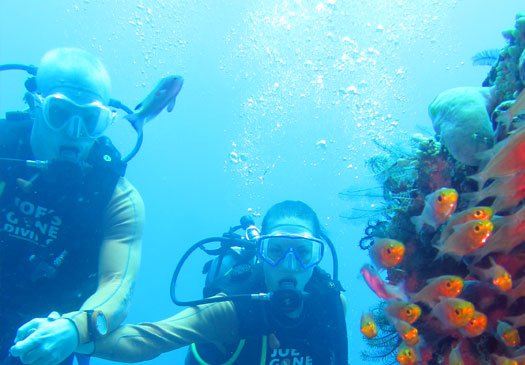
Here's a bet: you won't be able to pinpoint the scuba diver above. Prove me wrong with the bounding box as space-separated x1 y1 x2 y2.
75 200 349 364
0 48 182 365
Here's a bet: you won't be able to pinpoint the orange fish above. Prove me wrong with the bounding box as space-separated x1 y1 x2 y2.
385 300 422 324
430 297 475 329
448 342 464 365
393 319 419 346
440 206 493 241
360 312 378 338
470 124 525 189
459 311 487 337
506 278 525 308
396 343 418 365
497 320 521 347
504 314 525 329
360 264 408 301
369 238 406 268
470 257 512 292
411 187 458 232
478 205 525 256
513 355 525 365
496 88 525 137
463 172 525 214
410 275 463 306
434 219 493 260
491 354 519 365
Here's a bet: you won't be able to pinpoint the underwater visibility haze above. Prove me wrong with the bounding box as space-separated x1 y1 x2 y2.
1 1 525 364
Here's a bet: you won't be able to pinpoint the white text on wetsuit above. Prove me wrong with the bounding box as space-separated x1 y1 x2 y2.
269 348 312 365
3 198 62 246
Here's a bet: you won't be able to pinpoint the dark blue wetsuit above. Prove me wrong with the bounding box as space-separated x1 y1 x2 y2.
0 114 143 365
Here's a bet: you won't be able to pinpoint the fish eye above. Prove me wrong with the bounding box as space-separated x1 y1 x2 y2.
474 225 481 232
475 210 482 217
437 195 443 202
446 281 451 287
455 309 461 315
386 248 392 254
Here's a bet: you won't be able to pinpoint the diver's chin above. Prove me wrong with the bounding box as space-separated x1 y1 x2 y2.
278 278 298 290
270 278 304 315
58 146 81 162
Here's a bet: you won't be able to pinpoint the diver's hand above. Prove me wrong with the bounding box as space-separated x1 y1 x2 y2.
10 312 79 365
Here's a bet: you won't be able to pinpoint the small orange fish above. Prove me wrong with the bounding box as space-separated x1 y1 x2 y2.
411 187 458 232
410 275 463 306
477 205 525 256
464 172 525 214
470 257 512 292
360 312 378 339
513 355 525 365
448 342 464 365
360 264 408 301
430 297 475 329
470 123 525 188
396 343 418 365
385 300 422 324
505 314 525 329
497 320 521 347
459 311 487 337
369 238 406 268
506 278 525 308
393 319 419 346
495 88 525 138
434 219 493 260
492 354 519 365
440 206 493 241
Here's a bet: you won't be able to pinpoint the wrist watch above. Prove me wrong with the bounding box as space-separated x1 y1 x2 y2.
85 310 109 340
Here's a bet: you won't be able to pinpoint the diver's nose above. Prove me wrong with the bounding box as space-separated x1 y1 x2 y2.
281 250 299 271
65 115 84 138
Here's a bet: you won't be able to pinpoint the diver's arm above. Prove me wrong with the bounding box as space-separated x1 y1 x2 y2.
63 177 144 344
80 298 239 362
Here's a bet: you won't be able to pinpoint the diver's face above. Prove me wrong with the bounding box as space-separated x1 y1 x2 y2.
262 217 317 293
30 87 107 162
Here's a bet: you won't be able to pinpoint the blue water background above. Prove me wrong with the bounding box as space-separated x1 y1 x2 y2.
1 1 523 363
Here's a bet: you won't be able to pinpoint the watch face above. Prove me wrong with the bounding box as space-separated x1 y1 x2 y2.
95 312 109 336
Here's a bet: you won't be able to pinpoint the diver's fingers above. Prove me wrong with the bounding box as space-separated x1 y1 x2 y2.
14 322 39 342
10 335 40 363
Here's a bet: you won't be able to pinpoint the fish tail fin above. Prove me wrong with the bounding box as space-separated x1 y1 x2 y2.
410 215 424 233
461 191 481 207
509 88 525 120
432 243 446 261
490 196 512 214
468 247 489 265
124 113 145 134
467 172 487 191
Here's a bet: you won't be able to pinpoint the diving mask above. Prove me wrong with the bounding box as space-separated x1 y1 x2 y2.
34 93 115 138
257 233 325 270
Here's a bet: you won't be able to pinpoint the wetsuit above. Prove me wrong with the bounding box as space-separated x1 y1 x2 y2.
89 267 348 364
0 113 144 361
